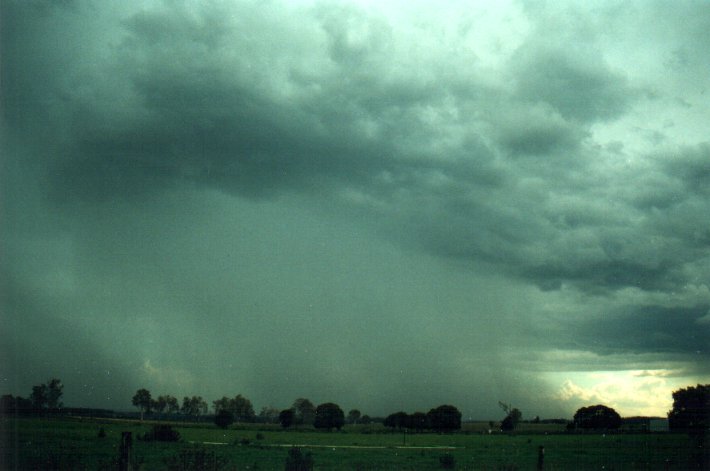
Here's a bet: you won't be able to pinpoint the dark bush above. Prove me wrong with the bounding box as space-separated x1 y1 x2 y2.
97 427 106 438
214 409 234 429
144 424 181 442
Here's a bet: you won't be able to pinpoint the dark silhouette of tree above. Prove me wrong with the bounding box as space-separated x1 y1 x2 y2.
30 384 48 412
213 396 231 414
181 396 208 418
153 394 179 417
427 405 461 432
360 414 372 424
259 406 280 423
384 411 409 430
573 405 621 430
668 384 710 432
498 402 522 432
1 395 32 415
279 409 295 428
153 396 167 416
214 409 235 429
347 409 361 424
313 402 345 431
46 378 63 409
292 398 316 426
231 394 255 422
407 412 429 432
668 384 709 468
132 388 152 420
212 394 255 422
165 395 180 414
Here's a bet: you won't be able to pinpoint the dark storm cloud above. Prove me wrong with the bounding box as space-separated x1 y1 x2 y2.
2 0 710 416
512 45 636 123
556 305 710 357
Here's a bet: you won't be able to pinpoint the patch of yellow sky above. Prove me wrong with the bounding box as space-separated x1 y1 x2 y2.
546 369 699 418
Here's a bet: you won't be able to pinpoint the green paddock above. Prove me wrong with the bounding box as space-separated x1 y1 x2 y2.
0 416 700 470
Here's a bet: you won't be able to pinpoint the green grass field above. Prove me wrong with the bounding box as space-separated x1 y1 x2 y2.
0 416 700 470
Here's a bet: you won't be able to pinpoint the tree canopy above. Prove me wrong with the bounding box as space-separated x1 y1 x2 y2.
573 405 621 430
313 402 345 431
427 405 462 432
132 388 152 420
668 384 710 433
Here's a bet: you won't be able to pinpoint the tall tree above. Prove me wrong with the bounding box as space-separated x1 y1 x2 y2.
347 409 361 424
165 395 180 414
669 384 710 432
259 406 280 423
231 394 255 422
314 402 345 431
30 384 48 411
384 411 409 430
213 396 231 414
427 405 462 432
46 378 63 409
132 388 152 420
292 398 316 426
669 384 710 469
153 396 167 416
182 396 208 419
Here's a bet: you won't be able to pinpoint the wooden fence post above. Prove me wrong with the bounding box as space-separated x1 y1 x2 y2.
537 445 544 470
118 431 132 471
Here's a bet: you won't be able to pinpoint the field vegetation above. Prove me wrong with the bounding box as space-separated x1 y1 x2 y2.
1 415 699 470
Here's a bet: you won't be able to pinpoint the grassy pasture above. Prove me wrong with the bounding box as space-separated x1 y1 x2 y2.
0 416 698 470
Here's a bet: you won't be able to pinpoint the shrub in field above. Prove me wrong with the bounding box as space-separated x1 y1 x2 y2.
143 424 181 442
279 408 295 428
97 427 106 438
284 447 314 471
214 409 234 429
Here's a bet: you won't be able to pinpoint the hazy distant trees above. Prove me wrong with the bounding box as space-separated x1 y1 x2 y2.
46 379 64 409
573 405 621 430
292 398 316 426
132 388 152 420
153 394 179 417
347 409 361 424
384 411 409 430
1 394 32 415
212 394 255 422
182 396 208 418
384 406 461 432
259 406 280 424
313 402 345 431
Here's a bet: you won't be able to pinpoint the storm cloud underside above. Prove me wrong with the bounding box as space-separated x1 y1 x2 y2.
2 0 709 418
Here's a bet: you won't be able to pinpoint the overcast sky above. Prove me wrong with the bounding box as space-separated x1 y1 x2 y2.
2 0 709 419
